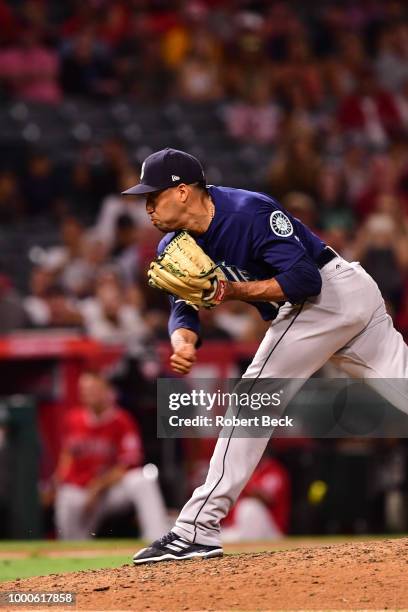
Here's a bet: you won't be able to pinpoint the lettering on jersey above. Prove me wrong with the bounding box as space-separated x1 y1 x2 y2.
218 264 252 282
270 210 293 237
175 264 280 316
218 264 279 308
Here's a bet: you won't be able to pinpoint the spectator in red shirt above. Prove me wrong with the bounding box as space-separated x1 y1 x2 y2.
222 455 290 541
338 68 402 148
54 371 168 540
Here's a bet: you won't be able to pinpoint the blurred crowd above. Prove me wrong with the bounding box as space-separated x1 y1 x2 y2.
0 0 408 344
0 0 408 106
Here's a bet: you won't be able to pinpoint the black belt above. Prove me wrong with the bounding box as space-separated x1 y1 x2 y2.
316 246 337 269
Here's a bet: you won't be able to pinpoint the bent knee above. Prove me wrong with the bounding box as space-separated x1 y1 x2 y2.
122 464 160 489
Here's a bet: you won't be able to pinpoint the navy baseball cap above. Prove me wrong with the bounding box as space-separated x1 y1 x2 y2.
122 148 205 196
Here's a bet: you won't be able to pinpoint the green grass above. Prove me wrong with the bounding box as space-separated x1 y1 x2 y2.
0 539 139 552
0 540 141 582
0 555 130 582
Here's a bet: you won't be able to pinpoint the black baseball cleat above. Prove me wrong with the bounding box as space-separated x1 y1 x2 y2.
133 531 223 565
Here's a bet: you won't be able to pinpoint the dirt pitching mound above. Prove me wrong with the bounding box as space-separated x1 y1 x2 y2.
3 538 408 610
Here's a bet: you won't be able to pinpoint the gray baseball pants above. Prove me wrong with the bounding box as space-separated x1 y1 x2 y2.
172 257 408 546
55 467 168 540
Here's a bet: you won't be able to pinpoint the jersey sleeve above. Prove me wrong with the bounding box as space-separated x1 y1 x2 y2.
252 207 322 303
158 234 201 342
60 408 79 448
116 412 144 468
57 409 80 482
168 295 201 340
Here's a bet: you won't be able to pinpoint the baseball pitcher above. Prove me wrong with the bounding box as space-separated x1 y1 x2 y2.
122 148 408 564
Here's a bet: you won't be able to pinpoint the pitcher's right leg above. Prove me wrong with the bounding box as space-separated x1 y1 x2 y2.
172 260 373 548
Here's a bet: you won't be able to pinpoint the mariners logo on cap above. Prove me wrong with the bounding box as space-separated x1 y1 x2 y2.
270 211 293 237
